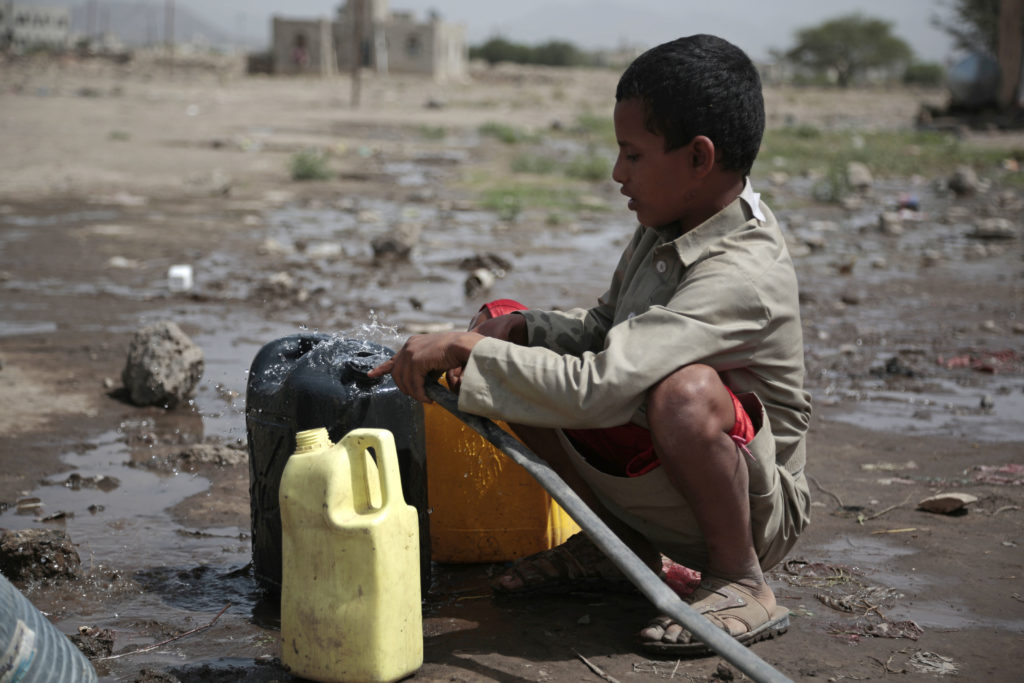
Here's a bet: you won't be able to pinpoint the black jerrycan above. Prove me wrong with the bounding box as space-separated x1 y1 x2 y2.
245 333 430 594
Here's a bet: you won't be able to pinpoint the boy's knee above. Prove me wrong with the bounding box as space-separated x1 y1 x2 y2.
648 364 733 436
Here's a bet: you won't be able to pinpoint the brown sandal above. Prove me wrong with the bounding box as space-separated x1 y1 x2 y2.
491 532 636 597
638 576 790 656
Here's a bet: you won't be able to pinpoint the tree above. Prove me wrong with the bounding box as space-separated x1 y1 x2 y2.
932 0 1001 54
785 14 913 87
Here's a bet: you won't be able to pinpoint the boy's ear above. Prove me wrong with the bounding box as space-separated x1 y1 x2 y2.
691 135 716 176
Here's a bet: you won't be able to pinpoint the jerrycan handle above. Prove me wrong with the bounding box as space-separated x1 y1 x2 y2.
341 428 404 511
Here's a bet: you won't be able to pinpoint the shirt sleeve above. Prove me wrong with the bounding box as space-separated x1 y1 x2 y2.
515 226 645 356
457 252 772 429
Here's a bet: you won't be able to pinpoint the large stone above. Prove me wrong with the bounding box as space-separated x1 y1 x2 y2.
969 217 1017 240
0 528 82 582
846 161 873 190
122 321 203 408
948 165 980 196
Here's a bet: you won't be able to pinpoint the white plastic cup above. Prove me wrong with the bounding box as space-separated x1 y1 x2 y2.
168 264 194 292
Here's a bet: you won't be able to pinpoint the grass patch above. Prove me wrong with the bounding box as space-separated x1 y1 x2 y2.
479 121 538 145
418 125 447 140
511 154 559 175
565 152 611 181
289 148 332 181
573 112 616 144
757 127 1021 181
479 183 608 221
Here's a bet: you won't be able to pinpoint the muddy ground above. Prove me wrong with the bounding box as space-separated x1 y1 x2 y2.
0 54 1022 682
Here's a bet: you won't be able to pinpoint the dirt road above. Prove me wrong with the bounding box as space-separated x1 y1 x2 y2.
0 54 1022 682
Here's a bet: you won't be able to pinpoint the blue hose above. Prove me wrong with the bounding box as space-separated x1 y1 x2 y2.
0 572 98 683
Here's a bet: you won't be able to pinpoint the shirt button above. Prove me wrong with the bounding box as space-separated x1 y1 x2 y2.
627 312 636 319
655 260 667 273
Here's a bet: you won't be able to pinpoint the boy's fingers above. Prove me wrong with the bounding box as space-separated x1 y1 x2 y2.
367 359 395 378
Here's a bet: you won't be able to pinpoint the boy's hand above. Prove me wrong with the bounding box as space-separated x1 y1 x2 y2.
447 311 529 391
368 331 483 403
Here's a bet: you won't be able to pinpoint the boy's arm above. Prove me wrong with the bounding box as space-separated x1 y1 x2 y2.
516 225 646 355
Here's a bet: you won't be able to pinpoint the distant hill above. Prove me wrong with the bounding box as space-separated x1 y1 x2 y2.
66 0 237 48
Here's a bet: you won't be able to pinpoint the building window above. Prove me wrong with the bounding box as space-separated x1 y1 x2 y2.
405 34 420 57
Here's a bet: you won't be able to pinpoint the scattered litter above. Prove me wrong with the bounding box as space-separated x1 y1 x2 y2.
827 617 923 642
937 348 1020 373
870 527 917 534
38 510 73 522
917 492 977 514
972 463 1024 485
815 584 901 613
15 496 42 513
43 473 120 492
781 559 863 588
168 264 194 292
464 268 496 297
908 651 958 676
861 461 917 472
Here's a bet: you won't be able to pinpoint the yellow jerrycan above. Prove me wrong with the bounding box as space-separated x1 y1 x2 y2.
280 427 422 683
424 379 580 562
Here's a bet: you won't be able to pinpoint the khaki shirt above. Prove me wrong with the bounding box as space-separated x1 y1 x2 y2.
459 182 811 477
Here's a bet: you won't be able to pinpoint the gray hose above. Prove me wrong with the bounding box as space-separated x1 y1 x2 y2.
424 381 793 683
0 572 98 683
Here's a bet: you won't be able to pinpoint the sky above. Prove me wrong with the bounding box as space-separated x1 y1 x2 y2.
201 0 958 62
30 0 959 63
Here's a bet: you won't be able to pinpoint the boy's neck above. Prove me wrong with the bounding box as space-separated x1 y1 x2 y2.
675 173 746 234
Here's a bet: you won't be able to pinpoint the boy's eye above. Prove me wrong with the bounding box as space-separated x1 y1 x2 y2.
625 154 640 162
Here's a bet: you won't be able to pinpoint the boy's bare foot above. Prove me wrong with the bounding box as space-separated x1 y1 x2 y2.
638 576 789 656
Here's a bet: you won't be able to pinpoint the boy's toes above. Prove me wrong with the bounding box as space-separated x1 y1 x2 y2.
638 616 691 644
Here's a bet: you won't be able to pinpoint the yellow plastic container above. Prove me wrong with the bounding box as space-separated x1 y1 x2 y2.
424 394 580 563
280 428 422 683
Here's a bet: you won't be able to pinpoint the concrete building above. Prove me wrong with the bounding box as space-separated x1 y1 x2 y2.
1 3 70 52
271 0 467 81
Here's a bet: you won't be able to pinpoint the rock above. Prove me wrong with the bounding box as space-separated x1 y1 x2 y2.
459 252 513 275
121 321 204 408
917 492 978 515
921 249 943 267
0 528 82 582
948 165 980 196
840 290 863 305
371 222 422 262
968 217 1016 240
980 394 995 410
70 625 115 659
846 161 873 190
140 442 248 473
878 212 903 236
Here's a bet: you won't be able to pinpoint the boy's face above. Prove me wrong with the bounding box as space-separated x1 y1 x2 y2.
612 98 699 229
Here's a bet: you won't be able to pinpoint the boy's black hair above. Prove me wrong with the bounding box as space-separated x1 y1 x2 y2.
615 34 764 175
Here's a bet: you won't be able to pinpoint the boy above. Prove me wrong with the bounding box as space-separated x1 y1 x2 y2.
369 34 811 655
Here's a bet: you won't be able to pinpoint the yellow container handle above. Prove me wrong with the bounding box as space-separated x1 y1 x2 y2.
342 429 403 511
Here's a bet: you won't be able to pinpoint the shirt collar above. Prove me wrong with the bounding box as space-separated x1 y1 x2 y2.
739 177 765 222
657 177 765 267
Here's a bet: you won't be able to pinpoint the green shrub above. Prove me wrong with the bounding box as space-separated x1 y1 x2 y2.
565 153 611 181
290 148 332 181
511 154 558 174
418 125 447 140
903 61 945 87
479 121 535 145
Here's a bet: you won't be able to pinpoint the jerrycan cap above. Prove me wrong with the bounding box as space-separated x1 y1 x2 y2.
344 349 390 387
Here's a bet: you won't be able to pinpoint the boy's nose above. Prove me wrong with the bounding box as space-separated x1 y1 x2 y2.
611 157 626 185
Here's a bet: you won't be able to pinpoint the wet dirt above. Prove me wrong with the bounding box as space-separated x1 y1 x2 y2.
1 55 1022 681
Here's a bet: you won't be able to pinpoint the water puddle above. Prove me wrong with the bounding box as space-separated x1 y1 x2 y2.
813 536 1024 633
818 375 1024 440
